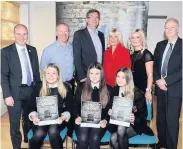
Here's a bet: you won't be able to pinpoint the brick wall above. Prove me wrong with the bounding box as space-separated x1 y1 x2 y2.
56 1 149 47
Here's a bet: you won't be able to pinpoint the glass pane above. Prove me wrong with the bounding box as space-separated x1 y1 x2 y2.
1 20 16 40
1 1 19 23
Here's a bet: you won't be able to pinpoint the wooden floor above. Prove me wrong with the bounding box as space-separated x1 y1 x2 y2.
1 96 182 149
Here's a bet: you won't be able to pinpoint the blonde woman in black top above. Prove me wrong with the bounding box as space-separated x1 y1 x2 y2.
128 29 153 103
28 63 72 149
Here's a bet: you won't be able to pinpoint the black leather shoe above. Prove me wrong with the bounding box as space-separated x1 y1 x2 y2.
156 142 166 149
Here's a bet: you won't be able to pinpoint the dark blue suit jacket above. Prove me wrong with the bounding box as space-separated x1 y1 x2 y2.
1 43 41 100
153 37 182 98
73 28 105 81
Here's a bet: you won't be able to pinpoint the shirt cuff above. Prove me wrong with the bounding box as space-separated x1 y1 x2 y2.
61 111 71 122
29 111 38 121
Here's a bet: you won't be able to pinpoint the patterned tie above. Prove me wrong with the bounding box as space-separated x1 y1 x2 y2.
161 43 173 78
21 48 32 86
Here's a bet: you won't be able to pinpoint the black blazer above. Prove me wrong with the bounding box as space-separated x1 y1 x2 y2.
72 84 112 121
30 82 73 117
73 28 105 81
1 43 41 100
110 86 153 135
153 37 182 98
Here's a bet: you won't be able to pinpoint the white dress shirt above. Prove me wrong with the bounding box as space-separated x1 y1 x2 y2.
87 27 103 64
119 87 125 97
16 43 33 84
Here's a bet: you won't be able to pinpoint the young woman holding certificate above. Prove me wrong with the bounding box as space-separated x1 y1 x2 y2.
73 62 111 149
108 67 154 149
28 63 73 149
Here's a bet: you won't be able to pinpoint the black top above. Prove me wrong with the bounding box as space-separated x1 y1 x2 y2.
109 86 154 135
29 82 73 117
131 49 153 92
72 84 112 121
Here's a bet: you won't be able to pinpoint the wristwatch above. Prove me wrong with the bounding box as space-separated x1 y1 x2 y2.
146 88 152 93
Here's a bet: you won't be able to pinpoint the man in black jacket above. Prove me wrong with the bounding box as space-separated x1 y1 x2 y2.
1 24 41 149
73 9 105 83
153 18 182 149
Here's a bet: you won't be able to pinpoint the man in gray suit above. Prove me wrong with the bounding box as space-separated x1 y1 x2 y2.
1 24 40 149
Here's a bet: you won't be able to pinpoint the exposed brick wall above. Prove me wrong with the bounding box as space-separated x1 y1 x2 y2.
56 1 149 48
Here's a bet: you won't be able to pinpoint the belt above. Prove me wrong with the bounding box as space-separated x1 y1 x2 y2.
21 82 34 87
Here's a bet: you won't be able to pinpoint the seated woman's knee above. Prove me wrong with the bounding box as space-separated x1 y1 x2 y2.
48 125 59 137
117 126 127 138
91 135 99 143
78 135 88 143
33 129 47 140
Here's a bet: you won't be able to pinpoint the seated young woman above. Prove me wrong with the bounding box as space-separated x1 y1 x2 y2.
108 67 154 149
72 62 112 149
28 63 73 149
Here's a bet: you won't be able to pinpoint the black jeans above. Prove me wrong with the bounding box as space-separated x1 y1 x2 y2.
75 125 105 149
110 126 137 149
29 124 65 149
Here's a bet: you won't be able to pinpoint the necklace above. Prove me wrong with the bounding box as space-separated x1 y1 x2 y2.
131 52 141 72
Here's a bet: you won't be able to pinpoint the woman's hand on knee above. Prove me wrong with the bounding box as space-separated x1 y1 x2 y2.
130 113 135 125
100 119 107 128
75 116 81 125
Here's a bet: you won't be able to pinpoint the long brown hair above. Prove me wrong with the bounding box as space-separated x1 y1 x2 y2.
40 63 67 98
81 62 109 108
116 67 134 99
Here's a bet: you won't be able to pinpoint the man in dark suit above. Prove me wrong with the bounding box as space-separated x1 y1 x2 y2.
153 18 182 149
73 9 105 83
1 24 40 149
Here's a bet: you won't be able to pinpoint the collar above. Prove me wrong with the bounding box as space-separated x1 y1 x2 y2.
168 37 178 46
119 87 125 94
56 40 69 48
109 43 123 52
87 26 98 34
15 43 26 51
48 83 58 88
91 83 99 89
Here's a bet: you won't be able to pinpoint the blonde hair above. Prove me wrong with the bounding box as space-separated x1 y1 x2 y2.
128 29 147 54
107 28 124 46
40 63 67 98
116 67 134 99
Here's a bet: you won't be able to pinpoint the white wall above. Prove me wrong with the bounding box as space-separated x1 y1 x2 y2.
147 1 182 54
28 1 56 61
1 87 7 116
